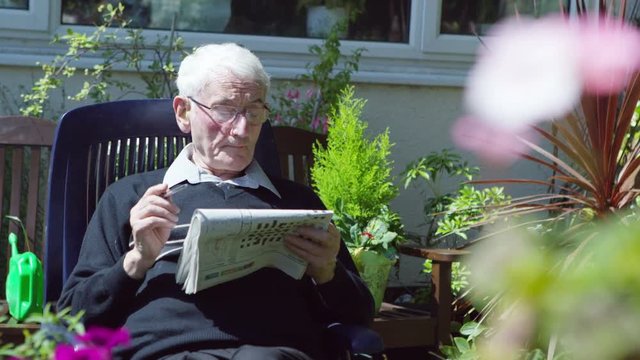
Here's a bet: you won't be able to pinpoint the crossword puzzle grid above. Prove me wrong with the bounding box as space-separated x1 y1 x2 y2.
239 217 327 249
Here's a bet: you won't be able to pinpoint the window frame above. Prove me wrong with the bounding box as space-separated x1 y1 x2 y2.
0 0 49 31
0 0 486 87
420 1 481 55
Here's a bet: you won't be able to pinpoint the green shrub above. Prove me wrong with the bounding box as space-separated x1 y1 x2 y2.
311 86 401 239
311 86 396 219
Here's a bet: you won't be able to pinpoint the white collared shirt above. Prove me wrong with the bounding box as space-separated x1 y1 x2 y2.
162 143 281 198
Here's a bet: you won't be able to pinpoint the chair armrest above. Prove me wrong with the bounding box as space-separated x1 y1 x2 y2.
396 244 470 345
325 323 384 355
398 244 469 262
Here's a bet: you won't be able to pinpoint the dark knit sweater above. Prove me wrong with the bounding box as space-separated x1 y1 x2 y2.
56 169 374 360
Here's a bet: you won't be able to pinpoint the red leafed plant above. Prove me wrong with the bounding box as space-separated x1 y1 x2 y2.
451 3 640 234
470 73 640 230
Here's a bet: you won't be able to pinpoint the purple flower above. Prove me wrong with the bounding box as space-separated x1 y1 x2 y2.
54 344 110 360
76 326 130 349
52 327 130 360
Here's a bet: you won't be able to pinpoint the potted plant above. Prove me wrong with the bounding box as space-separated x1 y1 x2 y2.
297 0 366 37
311 86 402 311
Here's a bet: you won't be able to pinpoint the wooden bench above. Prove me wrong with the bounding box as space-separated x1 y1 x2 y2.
0 116 56 297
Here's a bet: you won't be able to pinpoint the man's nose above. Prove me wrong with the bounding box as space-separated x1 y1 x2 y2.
228 112 250 137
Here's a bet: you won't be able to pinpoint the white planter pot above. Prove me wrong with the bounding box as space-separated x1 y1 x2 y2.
306 5 347 38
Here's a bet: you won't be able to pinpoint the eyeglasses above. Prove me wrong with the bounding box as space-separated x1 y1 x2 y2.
188 96 270 125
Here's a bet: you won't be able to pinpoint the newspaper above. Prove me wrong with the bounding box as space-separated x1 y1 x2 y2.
175 208 334 294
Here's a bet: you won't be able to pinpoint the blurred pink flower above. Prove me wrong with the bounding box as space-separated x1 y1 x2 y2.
577 17 640 94
458 14 640 166
54 345 110 360
76 326 130 349
286 89 300 100
322 117 329 134
465 16 582 129
451 116 536 166
305 88 315 99
311 116 321 131
53 327 130 360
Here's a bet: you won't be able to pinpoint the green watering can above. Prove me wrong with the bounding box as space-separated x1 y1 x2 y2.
5 232 44 321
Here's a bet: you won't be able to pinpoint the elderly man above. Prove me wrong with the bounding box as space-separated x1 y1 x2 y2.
57 43 374 360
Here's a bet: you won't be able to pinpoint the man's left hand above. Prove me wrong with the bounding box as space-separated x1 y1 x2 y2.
284 223 341 284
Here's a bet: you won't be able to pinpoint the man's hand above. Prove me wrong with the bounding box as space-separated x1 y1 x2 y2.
284 223 341 284
124 183 180 279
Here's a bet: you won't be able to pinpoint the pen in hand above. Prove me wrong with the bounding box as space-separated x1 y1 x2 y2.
163 183 188 198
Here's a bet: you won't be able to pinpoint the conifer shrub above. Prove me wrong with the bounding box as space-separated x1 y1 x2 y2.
311 86 400 235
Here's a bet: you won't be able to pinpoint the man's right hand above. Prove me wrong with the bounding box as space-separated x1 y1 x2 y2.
124 183 180 279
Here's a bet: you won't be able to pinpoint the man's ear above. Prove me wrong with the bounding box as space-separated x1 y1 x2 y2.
173 96 191 134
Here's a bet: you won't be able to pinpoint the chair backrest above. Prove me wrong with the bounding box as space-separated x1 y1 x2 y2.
271 126 327 186
0 116 55 294
44 99 280 303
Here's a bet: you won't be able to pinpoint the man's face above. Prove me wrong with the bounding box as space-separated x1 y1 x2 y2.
183 75 266 179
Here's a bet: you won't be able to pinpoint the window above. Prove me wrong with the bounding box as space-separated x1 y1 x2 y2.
0 0 48 30
2 0 591 86
0 0 27 10
61 0 411 43
440 1 563 36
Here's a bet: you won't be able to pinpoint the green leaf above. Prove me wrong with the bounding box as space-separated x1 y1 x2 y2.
459 321 486 340
453 336 471 352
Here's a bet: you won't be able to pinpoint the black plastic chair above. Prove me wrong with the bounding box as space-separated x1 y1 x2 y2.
44 99 383 358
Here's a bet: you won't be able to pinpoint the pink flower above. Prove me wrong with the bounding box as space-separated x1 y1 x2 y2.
286 89 300 100
451 116 536 166
54 345 110 360
305 88 315 99
576 17 640 94
76 326 130 349
53 327 130 360
311 116 321 130
465 16 582 129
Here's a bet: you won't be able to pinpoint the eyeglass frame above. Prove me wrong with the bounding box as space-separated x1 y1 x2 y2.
187 96 271 125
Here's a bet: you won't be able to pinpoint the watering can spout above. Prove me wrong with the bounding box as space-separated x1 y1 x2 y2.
9 232 19 257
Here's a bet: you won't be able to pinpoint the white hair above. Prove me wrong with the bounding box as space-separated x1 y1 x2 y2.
176 43 270 97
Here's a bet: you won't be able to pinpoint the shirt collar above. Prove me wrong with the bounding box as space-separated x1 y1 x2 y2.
163 143 281 198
